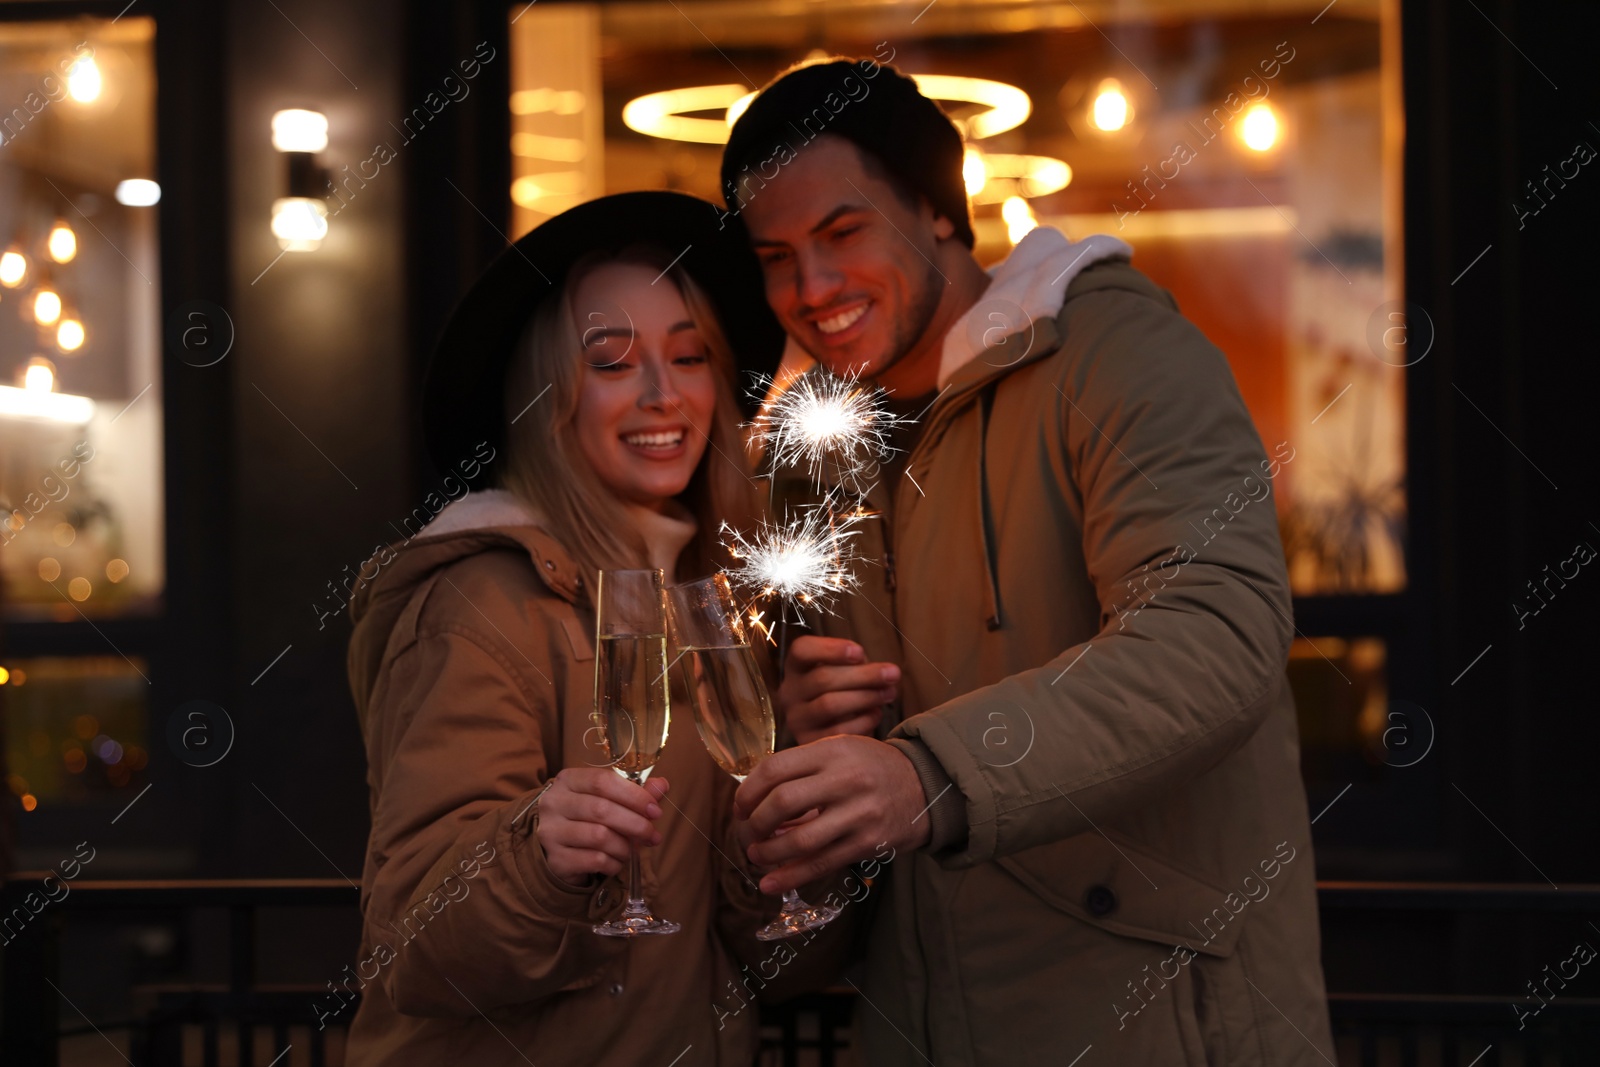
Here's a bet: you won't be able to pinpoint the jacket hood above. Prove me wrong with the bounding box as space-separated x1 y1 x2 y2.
936 226 1132 386
345 489 581 726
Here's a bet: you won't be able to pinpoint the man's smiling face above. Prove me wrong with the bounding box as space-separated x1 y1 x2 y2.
742 136 950 383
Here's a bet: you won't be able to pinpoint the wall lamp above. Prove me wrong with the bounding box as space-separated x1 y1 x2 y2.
270 108 330 252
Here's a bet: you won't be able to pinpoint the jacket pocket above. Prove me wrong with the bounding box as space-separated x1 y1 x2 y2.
1172 955 1213 1067
995 829 1246 958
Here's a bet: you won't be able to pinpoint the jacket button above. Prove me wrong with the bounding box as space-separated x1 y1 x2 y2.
986 615 1001 631
1085 885 1118 917
608 982 624 997
543 559 555 570
594 886 613 910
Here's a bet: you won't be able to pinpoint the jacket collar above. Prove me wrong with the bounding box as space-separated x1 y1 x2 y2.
349 489 587 631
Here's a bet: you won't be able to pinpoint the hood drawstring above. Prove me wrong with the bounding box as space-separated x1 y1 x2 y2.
976 384 1003 631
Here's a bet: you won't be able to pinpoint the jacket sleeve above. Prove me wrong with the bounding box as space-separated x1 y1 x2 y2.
360 610 624 1016
891 285 1296 867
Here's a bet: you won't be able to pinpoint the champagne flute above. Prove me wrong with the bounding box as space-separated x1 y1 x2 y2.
591 568 680 937
667 574 842 941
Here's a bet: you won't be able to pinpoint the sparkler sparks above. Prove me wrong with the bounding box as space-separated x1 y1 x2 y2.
749 369 915 489
719 505 867 628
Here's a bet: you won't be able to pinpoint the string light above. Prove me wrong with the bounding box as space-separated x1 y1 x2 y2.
0 249 27 287
33 289 62 326
47 222 77 263
57 318 86 352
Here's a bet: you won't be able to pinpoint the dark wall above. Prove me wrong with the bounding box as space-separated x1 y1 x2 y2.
221 0 411 879
1403 0 1600 887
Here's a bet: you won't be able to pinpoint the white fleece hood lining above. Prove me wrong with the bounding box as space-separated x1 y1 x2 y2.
414 488 542 540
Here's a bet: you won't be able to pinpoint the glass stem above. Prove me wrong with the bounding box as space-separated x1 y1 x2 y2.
780 888 804 911
627 837 644 906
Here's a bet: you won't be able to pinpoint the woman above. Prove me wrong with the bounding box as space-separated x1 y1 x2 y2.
340 192 823 1065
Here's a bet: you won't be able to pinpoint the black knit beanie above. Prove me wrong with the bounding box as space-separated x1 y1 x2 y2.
721 57 975 249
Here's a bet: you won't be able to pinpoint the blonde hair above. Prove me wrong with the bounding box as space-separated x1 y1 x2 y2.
499 245 759 587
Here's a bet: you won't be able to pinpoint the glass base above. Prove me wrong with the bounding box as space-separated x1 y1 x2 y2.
755 895 842 941
593 897 681 937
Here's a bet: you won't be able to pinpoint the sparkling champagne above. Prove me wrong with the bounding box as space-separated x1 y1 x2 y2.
678 644 775 781
595 633 671 781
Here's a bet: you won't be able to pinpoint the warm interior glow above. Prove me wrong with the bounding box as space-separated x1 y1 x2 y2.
913 75 1031 139
511 132 586 161
1002 196 1038 243
0 250 25 287
967 153 1072 204
0 383 95 423
271 197 329 251
67 56 102 103
33 289 62 326
964 148 988 197
115 179 161 206
726 91 756 129
57 318 86 352
510 88 585 115
1091 80 1130 132
1241 103 1280 151
624 84 750 143
271 109 330 153
47 222 77 263
511 172 585 214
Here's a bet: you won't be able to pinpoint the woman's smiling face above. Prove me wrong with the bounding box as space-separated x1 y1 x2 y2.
569 260 716 512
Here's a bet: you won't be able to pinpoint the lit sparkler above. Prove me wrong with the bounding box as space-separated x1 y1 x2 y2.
749 369 915 490
719 503 867 633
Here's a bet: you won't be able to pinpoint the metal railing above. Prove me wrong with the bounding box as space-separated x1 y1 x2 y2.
4 878 1599 1065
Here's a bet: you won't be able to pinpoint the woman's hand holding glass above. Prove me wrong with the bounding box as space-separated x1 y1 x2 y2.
536 768 671 887
590 568 681 936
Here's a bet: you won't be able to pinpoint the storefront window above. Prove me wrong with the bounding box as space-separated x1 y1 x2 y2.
0 16 163 620
2 656 150 811
509 0 1406 594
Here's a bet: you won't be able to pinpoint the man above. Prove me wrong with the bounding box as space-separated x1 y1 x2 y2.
722 57 1334 1065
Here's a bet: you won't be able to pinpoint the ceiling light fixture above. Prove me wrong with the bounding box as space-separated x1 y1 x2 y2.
1239 103 1280 152
66 55 102 103
1002 196 1038 244
966 152 1072 204
625 84 749 144
627 75 1033 146
1090 79 1131 132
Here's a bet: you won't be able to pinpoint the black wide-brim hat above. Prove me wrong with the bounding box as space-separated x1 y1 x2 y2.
423 190 785 474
